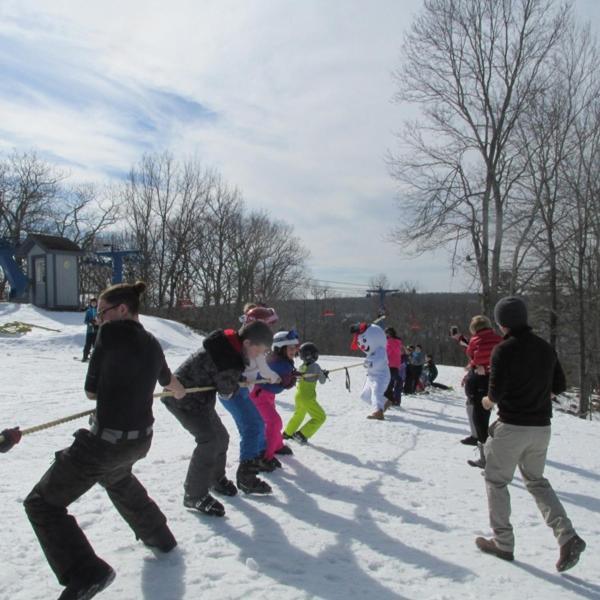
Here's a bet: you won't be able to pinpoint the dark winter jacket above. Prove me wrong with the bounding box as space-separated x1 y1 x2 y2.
423 360 438 383
488 326 566 427
85 319 171 430
466 327 502 371
166 329 245 411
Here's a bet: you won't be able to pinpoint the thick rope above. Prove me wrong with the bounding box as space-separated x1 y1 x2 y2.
1 362 366 443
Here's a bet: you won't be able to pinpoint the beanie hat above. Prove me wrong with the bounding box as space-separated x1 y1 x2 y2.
238 320 274 346
272 330 300 349
243 306 278 325
494 296 528 329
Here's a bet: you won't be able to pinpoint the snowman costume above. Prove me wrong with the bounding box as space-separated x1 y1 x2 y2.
355 324 391 411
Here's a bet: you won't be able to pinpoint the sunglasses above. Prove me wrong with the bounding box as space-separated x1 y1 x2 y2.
97 304 120 319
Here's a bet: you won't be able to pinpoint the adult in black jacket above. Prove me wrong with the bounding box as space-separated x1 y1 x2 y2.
24 282 185 600
475 296 586 573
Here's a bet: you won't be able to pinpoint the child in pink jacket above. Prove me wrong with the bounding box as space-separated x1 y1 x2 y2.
249 330 299 469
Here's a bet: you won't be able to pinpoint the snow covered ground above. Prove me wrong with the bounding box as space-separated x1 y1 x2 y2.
0 303 598 600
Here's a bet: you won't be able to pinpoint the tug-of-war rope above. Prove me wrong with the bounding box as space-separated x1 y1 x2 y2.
0 363 364 444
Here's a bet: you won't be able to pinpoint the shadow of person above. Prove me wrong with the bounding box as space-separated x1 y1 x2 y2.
389 415 467 436
140 546 186 600
304 445 422 483
275 461 467 581
202 496 412 600
512 560 599 600
546 459 600 483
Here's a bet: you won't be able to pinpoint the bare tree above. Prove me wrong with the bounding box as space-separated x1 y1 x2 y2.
390 0 570 314
512 21 599 347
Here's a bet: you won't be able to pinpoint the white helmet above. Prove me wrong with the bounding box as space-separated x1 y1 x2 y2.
272 329 300 349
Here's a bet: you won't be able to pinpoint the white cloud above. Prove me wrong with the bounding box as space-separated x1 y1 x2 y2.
1 0 595 292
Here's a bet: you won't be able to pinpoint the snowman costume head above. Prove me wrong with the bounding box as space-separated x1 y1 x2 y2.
352 322 389 375
356 324 386 355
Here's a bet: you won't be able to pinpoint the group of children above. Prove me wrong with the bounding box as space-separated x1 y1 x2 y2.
163 303 330 516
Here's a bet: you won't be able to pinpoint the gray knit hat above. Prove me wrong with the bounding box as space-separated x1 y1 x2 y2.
494 296 528 329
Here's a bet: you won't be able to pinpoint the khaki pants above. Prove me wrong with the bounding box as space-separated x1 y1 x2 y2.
483 421 575 552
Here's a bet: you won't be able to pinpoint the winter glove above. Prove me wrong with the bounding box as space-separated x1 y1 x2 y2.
0 427 22 453
279 372 297 389
215 369 241 399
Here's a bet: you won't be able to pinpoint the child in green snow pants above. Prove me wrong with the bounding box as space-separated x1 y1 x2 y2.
284 345 327 439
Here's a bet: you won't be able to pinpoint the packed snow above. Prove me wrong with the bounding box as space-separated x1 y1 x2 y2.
0 303 598 600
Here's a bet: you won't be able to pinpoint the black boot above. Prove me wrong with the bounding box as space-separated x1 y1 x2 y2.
460 435 478 446
212 475 238 497
184 493 225 516
142 523 177 552
275 444 293 455
58 559 116 600
236 460 272 495
291 431 308 444
255 456 278 472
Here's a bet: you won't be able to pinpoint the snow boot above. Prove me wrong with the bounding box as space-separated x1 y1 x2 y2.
383 400 392 412
467 443 486 469
282 432 292 440
58 559 116 600
291 431 308 444
142 523 177 552
556 534 586 572
212 475 238 497
367 410 385 420
236 460 272 495
475 537 514 562
255 455 277 472
275 444 293 455
184 493 225 517
460 435 478 446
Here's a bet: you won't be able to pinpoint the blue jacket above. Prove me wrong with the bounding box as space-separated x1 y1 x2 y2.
84 306 98 333
256 354 296 394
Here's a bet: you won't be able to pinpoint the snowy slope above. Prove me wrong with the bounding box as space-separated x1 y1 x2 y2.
0 303 598 600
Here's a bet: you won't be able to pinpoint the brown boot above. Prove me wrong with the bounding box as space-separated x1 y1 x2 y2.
367 410 385 420
475 537 514 561
556 534 586 572
383 400 392 412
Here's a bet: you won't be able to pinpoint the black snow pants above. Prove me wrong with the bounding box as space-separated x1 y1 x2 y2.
464 370 491 443
163 401 229 499
24 429 166 585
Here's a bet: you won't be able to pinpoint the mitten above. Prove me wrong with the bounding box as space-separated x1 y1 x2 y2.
0 427 22 453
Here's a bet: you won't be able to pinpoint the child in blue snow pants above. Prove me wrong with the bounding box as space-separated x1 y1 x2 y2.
219 387 266 461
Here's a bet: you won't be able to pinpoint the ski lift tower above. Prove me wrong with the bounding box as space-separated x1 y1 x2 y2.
366 286 399 324
96 245 141 284
0 238 29 300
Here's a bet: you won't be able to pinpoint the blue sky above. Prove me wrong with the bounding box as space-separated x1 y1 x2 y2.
0 0 597 294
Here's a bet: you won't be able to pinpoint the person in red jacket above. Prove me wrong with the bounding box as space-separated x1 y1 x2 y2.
463 315 502 468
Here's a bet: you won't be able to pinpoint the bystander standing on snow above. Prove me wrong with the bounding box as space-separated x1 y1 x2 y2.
476 296 586 572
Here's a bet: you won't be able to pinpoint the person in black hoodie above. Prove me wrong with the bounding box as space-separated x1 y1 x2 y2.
24 281 186 600
165 320 274 511
475 296 586 573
